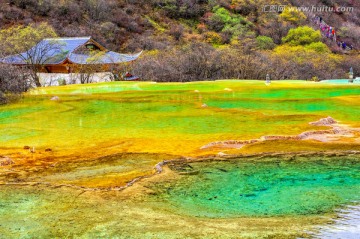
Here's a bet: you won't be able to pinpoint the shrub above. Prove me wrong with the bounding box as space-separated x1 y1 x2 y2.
256 36 275 50
52 2 82 23
36 0 53 16
271 44 343 80
282 26 322 46
11 0 37 10
204 31 223 45
305 42 330 53
310 76 320 82
57 78 67 86
279 7 306 24
153 0 207 19
230 0 258 16
197 23 207 33
207 6 251 33
100 22 119 39
4 7 25 21
261 17 292 44
82 0 111 22
169 24 184 41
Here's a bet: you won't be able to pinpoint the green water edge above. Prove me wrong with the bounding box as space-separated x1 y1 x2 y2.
148 154 360 218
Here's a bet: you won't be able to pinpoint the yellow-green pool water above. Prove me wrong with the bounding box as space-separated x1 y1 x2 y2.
2 80 360 160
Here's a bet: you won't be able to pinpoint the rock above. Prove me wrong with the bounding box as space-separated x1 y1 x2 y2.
310 116 337 126
23 146 30 150
155 161 165 173
201 139 258 150
299 130 329 138
194 90 200 93
201 103 208 108
45 148 52 152
0 156 14 166
260 135 297 141
50 96 60 101
224 88 232 91
217 152 227 157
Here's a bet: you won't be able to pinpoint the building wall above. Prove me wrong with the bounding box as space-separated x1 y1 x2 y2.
38 72 114 86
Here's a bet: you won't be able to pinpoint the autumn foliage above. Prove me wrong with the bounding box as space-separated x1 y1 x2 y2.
0 0 358 84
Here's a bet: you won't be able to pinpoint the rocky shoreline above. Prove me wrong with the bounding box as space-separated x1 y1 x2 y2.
2 148 360 192
200 117 360 150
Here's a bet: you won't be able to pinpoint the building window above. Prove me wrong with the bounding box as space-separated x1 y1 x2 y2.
86 44 97 50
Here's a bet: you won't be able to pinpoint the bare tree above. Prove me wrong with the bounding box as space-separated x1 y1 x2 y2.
72 51 107 84
0 23 60 87
0 63 30 104
20 39 64 87
133 43 268 82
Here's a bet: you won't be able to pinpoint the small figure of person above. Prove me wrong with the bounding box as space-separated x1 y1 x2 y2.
342 42 347 50
314 16 319 24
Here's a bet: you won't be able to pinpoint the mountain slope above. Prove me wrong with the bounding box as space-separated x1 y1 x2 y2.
0 0 359 52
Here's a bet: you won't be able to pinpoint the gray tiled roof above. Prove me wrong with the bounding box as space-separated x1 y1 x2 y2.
68 51 143 64
0 37 141 65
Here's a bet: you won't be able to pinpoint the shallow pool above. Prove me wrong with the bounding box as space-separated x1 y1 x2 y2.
150 155 360 218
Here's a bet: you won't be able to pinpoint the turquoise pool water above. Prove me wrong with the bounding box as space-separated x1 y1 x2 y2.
150 156 360 218
321 79 360 84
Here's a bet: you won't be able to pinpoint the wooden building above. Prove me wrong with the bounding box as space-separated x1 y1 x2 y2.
0 37 142 74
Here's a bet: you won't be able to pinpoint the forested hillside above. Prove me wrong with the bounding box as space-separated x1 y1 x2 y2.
0 0 359 82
